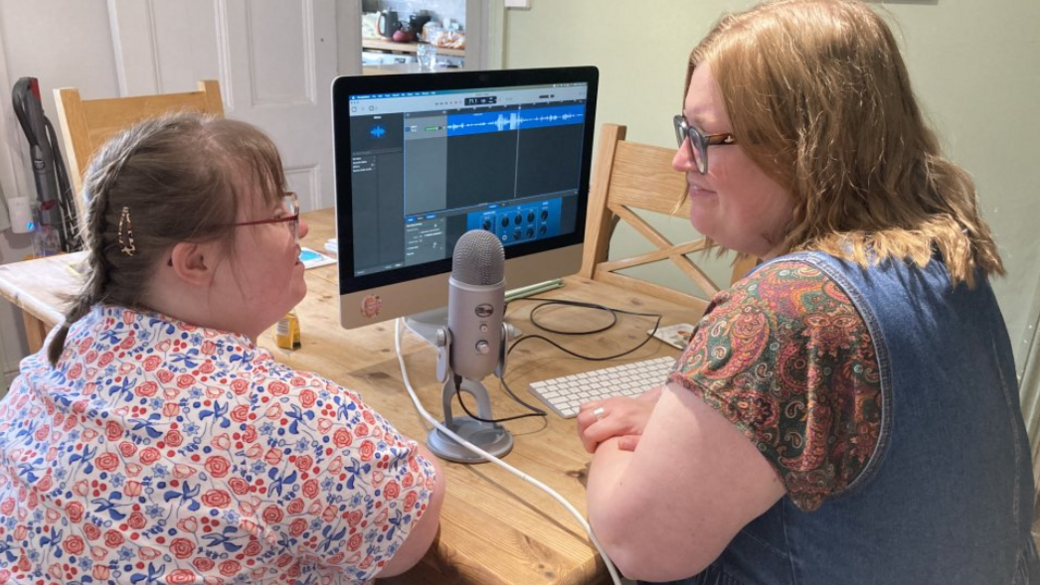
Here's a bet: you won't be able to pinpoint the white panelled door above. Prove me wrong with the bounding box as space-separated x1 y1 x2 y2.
110 0 340 211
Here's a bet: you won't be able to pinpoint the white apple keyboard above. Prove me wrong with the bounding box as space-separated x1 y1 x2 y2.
527 356 677 418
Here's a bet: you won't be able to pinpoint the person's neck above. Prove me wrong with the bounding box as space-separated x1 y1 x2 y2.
760 247 789 262
146 274 256 342
756 233 792 262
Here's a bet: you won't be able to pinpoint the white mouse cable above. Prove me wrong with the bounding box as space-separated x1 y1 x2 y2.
393 318 623 585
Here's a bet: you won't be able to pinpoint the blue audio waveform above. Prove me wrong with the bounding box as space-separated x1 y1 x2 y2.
448 104 585 137
447 111 582 132
370 125 386 138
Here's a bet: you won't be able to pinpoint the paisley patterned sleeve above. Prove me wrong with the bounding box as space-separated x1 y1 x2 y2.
668 260 882 511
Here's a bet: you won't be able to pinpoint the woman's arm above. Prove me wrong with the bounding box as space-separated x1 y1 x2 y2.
586 382 785 582
376 443 447 577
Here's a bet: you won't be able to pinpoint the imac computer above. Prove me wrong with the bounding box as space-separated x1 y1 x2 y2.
332 67 599 331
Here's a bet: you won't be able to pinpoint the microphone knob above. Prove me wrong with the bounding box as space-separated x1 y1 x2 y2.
475 340 490 355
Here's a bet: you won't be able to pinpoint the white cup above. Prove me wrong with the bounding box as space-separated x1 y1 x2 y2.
8 196 35 234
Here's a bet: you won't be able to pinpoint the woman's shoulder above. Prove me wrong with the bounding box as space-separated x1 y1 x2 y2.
64 303 255 353
236 353 366 404
688 257 867 375
710 256 853 323
675 256 884 510
739 255 835 287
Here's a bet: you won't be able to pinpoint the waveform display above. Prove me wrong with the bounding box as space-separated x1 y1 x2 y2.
448 110 581 132
447 105 585 137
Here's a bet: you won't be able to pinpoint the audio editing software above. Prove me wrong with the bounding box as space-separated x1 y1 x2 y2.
347 83 589 278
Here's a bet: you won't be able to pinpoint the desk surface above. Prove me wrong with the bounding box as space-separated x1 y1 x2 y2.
0 209 698 585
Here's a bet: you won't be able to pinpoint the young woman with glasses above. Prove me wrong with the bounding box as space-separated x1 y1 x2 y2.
0 113 444 584
577 1 1037 583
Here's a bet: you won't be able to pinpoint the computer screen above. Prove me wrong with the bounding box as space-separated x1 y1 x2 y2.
332 67 599 328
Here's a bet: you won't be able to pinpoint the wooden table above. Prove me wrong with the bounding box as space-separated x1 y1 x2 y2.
0 250 79 353
0 209 696 585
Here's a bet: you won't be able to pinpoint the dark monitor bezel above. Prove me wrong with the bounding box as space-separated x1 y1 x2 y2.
332 66 599 298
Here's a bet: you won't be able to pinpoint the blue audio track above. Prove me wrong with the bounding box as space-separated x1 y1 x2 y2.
446 105 585 137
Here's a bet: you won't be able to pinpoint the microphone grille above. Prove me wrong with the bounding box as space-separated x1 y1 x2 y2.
452 230 505 285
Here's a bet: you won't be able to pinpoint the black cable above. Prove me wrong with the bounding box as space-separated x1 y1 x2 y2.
460 297 664 423
45 118 81 251
507 297 664 362
529 298 617 335
452 374 546 424
498 375 547 415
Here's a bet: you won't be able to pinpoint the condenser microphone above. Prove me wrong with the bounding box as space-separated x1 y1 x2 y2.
426 229 514 463
447 230 505 381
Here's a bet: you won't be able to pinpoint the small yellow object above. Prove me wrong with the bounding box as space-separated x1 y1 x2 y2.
276 310 302 350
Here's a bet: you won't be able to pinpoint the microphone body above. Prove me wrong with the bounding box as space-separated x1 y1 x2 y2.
447 230 505 381
427 229 515 463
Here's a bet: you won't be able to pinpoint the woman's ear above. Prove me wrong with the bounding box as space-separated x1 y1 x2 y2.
168 242 218 285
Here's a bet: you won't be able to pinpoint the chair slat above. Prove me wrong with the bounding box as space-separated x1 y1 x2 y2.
599 238 709 271
608 141 689 216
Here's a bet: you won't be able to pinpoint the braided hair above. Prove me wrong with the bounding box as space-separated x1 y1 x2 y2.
46 112 287 365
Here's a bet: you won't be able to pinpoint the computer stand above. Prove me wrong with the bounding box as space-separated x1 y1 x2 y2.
403 307 449 348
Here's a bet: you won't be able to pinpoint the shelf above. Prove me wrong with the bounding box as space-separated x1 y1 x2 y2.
362 37 465 58
363 63 467 75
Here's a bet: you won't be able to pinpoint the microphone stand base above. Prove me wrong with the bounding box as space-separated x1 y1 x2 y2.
427 417 514 463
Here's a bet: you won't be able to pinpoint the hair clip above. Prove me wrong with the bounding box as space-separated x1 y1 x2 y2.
118 206 136 256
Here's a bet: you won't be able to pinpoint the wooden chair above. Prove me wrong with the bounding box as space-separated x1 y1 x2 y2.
579 123 758 316
53 80 224 212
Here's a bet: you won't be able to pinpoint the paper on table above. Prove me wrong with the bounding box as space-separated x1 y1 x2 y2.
649 323 696 349
299 247 336 269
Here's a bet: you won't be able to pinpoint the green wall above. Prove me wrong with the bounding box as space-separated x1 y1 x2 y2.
501 0 1040 376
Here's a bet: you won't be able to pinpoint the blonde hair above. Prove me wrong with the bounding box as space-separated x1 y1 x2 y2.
688 0 1003 286
47 113 287 365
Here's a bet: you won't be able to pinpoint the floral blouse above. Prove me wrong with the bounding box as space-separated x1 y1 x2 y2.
669 260 883 511
0 305 436 585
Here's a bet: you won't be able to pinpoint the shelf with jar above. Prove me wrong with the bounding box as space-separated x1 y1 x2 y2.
361 37 465 58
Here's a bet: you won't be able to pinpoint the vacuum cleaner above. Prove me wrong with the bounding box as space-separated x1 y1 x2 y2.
12 76 80 253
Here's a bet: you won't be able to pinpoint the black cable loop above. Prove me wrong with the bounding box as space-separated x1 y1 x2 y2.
471 297 664 423
452 374 547 424
507 297 663 361
528 299 618 335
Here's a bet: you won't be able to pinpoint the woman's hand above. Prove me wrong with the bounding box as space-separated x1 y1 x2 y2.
576 386 663 453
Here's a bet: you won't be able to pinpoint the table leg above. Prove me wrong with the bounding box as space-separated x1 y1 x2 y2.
21 312 49 355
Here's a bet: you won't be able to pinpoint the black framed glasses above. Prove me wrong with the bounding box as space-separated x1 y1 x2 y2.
673 115 737 175
231 191 300 244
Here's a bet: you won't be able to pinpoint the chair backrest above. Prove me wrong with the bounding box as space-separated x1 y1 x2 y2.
578 123 758 315
53 80 224 209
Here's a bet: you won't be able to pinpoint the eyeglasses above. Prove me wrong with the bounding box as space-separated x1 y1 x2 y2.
231 192 300 244
673 115 737 175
